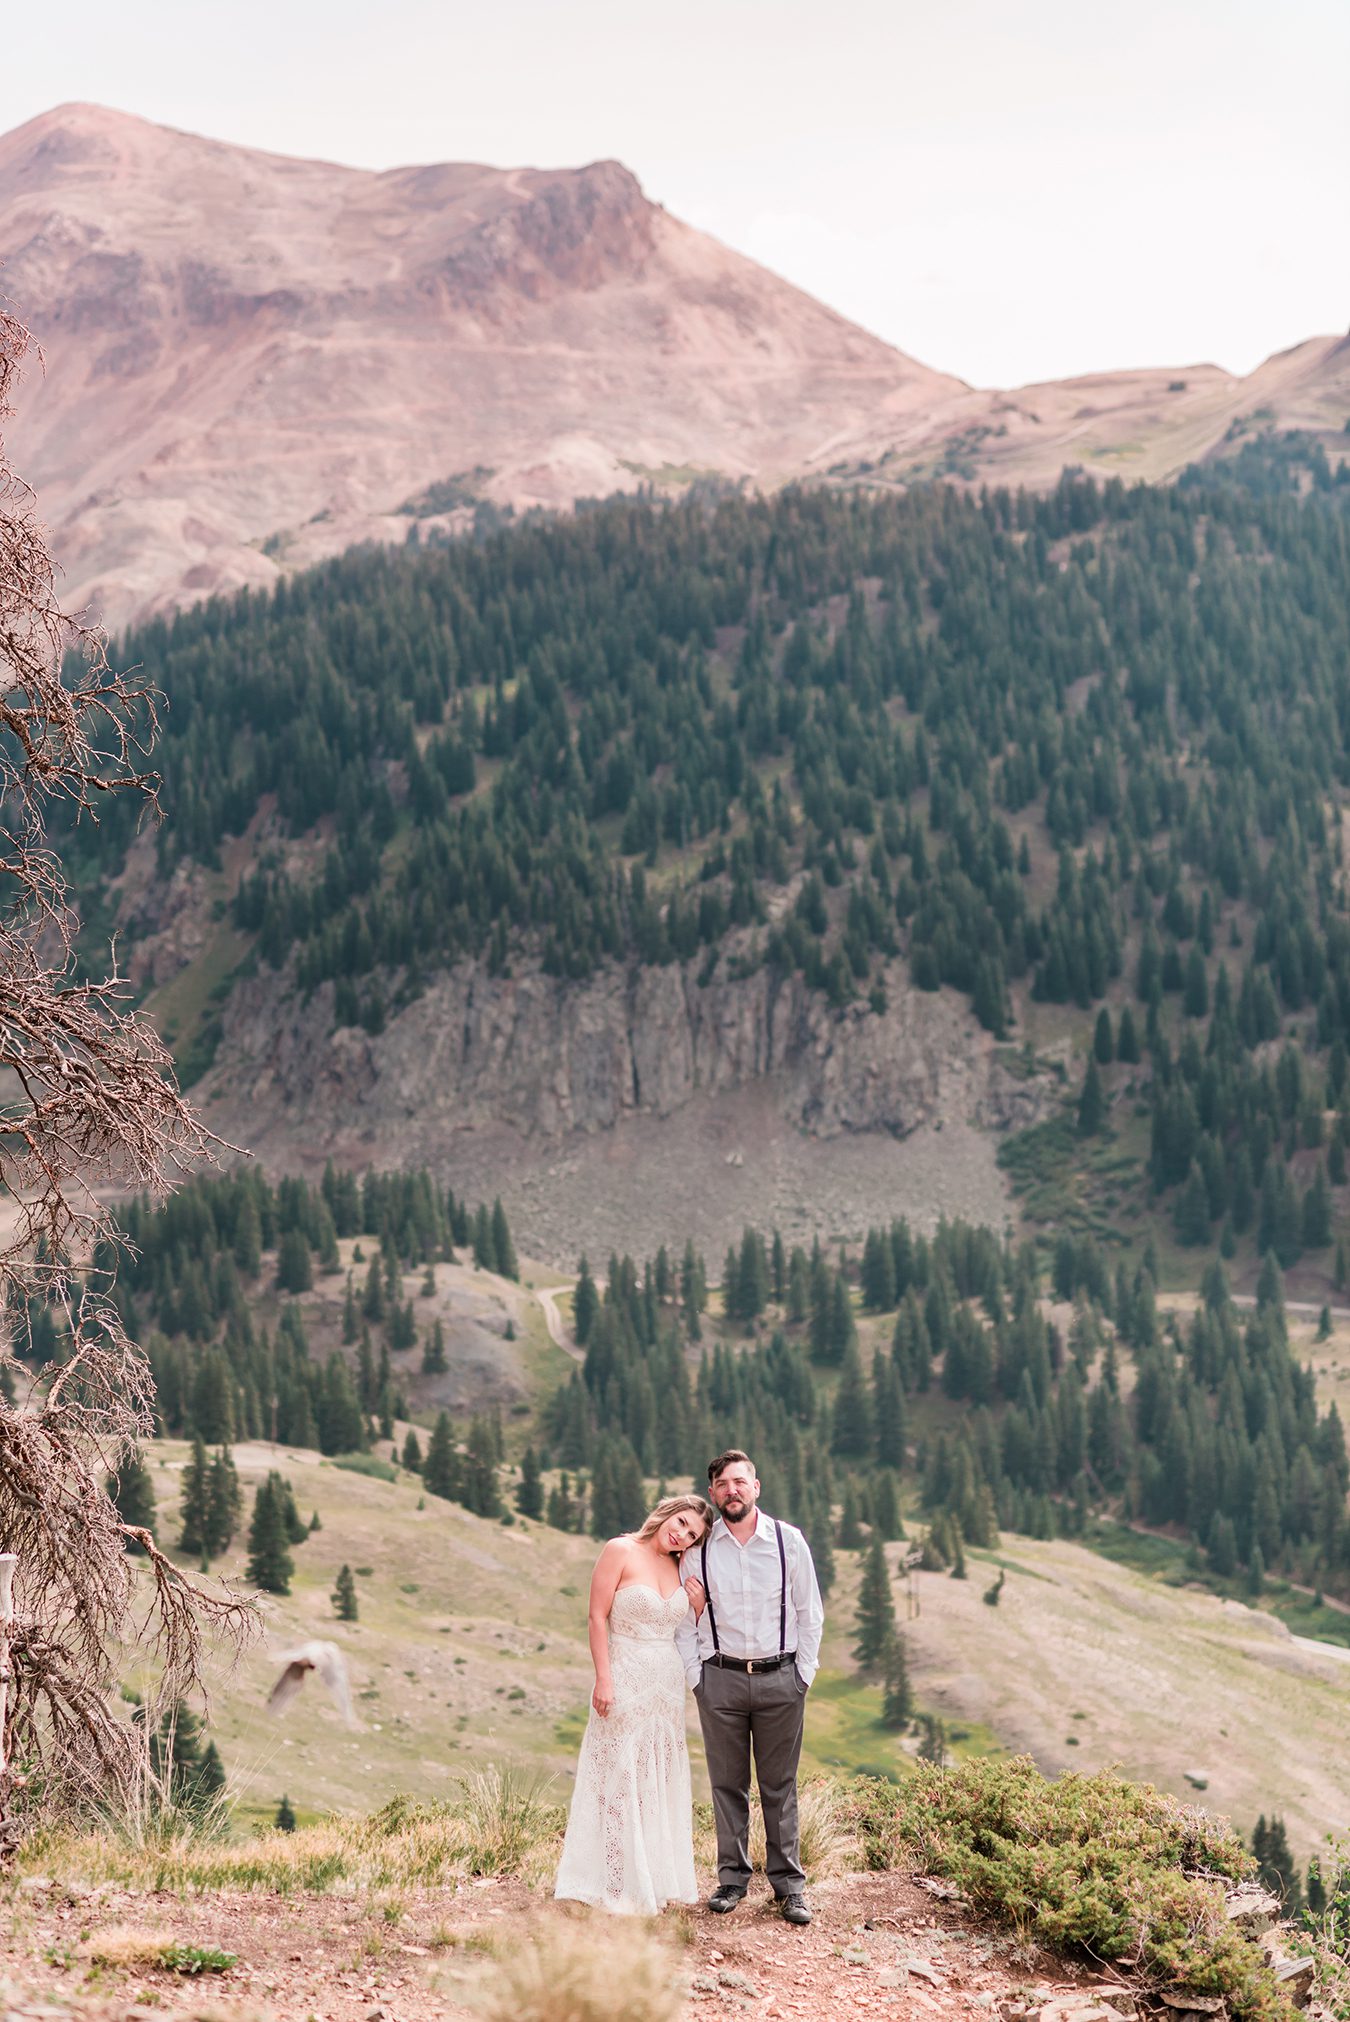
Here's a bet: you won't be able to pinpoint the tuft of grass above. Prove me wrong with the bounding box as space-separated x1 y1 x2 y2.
474 1916 685 2022
454 1766 564 1880
22 1777 563 1896
86 1928 235 1974
845 1756 1292 2021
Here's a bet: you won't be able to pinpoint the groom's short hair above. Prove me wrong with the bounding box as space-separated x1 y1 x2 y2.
708 1449 756 1485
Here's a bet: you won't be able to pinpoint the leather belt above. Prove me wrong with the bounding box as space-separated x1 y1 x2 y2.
707 1651 797 1674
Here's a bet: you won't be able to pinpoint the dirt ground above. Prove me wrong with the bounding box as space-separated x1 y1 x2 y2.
0 1870 1121 2022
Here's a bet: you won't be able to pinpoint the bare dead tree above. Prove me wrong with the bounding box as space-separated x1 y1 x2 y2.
0 304 251 1845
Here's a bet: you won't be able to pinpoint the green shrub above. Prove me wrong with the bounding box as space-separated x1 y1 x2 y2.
331 1453 398 1482
844 1757 1291 2021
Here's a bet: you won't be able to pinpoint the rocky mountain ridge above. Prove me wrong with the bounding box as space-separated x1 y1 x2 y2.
5 102 1347 630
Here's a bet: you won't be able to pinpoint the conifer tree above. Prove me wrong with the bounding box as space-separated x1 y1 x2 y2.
516 1446 544 1519
1252 1815 1303 1911
491 1199 517 1280
880 1630 913 1728
422 1319 448 1373
1116 1004 1141 1064
831 1340 872 1458
1093 1008 1114 1064
246 1477 294 1594
1077 1055 1105 1136
853 1531 896 1671
402 1429 423 1472
837 1479 864 1550
108 1447 156 1552
275 1793 297 1833
874 1353 908 1471
332 1563 359 1621
276 1228 312 1295
573 1257 599 1345
472 1203 496 1271
870 1469 903 1542
205 1446 242 1555
179 1433 211 1558
424 1411 457 1500
803 1482 836 1597
547 1470 577 1532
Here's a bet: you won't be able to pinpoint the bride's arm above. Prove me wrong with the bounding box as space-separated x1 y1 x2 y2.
586 1538 628 1717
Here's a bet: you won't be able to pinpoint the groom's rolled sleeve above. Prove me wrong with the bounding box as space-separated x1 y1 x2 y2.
674 1576 704 1688
791 1532 825 1687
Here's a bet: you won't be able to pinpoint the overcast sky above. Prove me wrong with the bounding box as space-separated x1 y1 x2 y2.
5 0 1346 388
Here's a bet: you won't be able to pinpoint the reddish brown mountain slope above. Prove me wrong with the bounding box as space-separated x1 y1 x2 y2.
2 103 1346 630
0 102 968 627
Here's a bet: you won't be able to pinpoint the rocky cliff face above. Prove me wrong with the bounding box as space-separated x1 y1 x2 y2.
201 954 1057 1262
212 954 1052 1151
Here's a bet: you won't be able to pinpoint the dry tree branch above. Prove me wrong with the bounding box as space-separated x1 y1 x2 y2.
0 301 253 1846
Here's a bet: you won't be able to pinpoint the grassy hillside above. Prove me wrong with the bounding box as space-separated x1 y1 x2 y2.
139 1433 1350 1869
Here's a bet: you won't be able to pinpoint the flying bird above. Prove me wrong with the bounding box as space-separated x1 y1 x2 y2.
266 1640 355 1727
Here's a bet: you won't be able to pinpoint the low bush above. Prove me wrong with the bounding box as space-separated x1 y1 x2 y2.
845 1756 1291 2021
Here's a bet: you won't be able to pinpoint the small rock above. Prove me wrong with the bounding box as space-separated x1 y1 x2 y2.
1223 1885 1281 1934
1270 1953 1315 2009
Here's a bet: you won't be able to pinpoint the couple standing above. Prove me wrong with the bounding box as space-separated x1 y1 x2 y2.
554 1449 826 1923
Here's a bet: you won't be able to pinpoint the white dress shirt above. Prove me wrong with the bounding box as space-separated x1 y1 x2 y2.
675 1512 824 1690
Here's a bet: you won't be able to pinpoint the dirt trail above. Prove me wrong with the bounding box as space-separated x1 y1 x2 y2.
0 1869 1136 2021
535 1284 581 1361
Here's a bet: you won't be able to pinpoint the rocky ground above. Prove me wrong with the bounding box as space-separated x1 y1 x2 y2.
0 1869 1156 2022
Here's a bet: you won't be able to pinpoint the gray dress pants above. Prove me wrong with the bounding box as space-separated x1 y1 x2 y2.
694 1660 808 1896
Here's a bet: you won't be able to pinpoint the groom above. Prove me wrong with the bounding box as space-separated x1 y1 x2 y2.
676 1449 825 1926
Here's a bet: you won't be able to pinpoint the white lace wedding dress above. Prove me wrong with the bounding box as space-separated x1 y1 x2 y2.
554 1582 697 1914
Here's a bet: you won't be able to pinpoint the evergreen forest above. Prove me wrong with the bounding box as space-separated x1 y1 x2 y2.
57 453 1350 1262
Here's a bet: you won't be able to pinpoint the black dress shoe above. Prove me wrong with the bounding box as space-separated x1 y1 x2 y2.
708 1885 747 1913
779 1893 811 1925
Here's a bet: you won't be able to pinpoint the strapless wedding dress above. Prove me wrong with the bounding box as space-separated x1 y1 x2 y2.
554 1582 697 1914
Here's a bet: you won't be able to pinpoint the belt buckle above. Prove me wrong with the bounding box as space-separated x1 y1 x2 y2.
746 1659 756 1674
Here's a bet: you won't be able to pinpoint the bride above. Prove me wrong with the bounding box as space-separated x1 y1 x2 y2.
555 1493 714 1914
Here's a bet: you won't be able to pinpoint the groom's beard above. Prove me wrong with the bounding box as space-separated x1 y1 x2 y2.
719 1497 748 1520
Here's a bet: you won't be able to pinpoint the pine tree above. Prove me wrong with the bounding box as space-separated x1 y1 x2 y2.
178 1433 211 1558
1077 1055 1105 1136
573 1257 599 1345
880 1631 913 1728
275 1793 297 1833
837 1479 864 1550
332 1563 359 1621
852 1532 896 1671
491 1199 517 1280
1252 1814 1303 1911
402 1429 423 1472
831 1340 871 1458
424 1411 457 1500
422 1319 448 1373
874 1353 908 1471
342 1273 358 1344
1116 1004 1141 1064
108 1448 156 1551
245 1477 294 1594
1093 1008 1114 1064
516 1446 544 1520
870 1469 903 1541
547 1470 576 1531
205 1446 242 1555
276 1228 312 1295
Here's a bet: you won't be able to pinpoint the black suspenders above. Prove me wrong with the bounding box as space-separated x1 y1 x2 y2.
701 1517 788 1658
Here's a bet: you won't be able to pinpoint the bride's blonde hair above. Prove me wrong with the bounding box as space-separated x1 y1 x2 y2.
633 1493 715 1546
